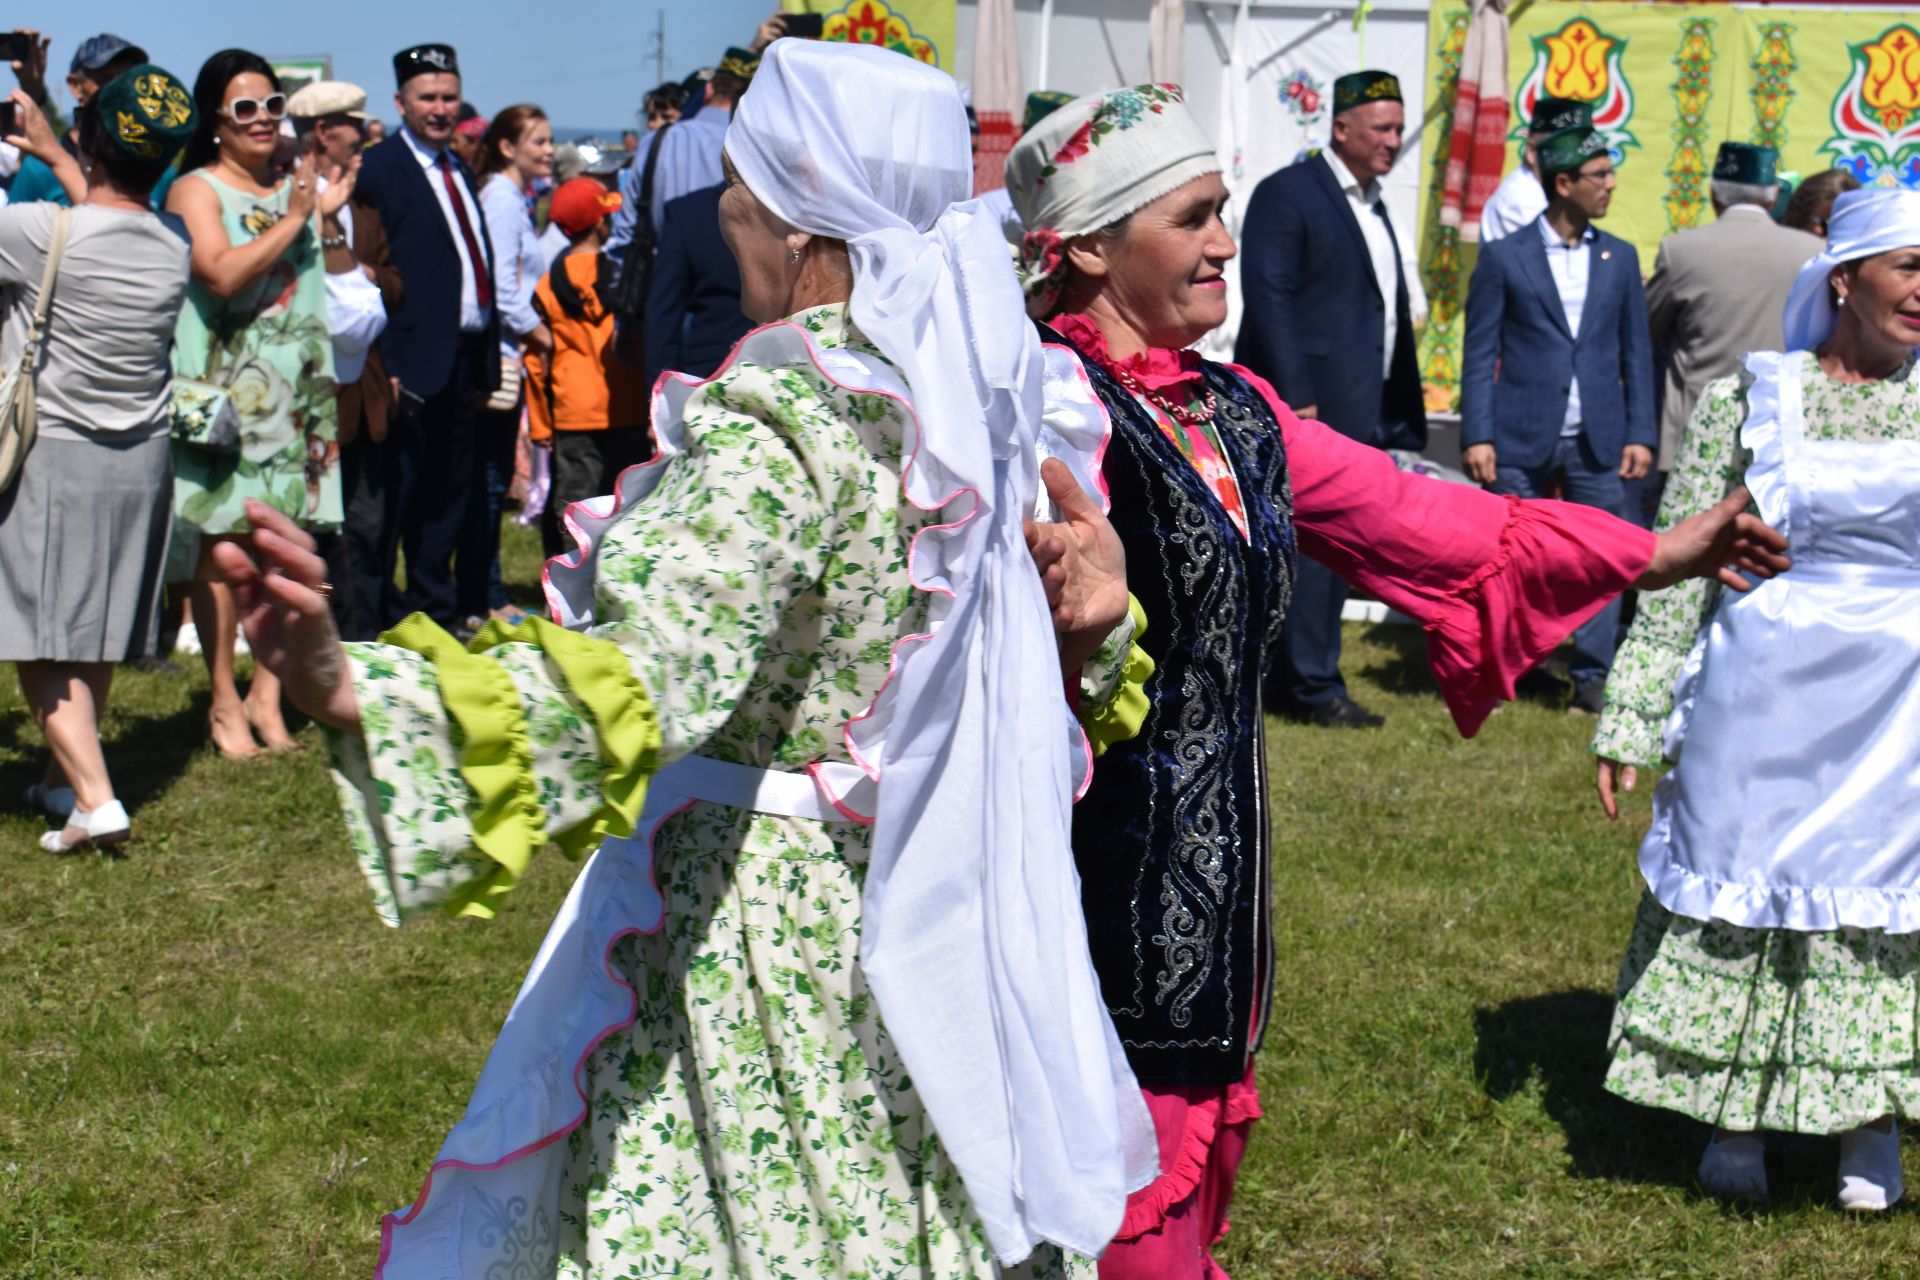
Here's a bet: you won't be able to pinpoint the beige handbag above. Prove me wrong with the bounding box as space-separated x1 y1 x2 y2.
0 206 71 493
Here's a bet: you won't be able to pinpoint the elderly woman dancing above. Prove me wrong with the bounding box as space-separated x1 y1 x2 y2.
1003 86 1787 1278
1596 187 1920 1212
223 39 1147 1279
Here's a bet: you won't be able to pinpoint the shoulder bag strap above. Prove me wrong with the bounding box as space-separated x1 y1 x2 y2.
21 206 71 370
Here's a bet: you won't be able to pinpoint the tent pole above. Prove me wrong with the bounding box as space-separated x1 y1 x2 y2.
1038 0 1057 87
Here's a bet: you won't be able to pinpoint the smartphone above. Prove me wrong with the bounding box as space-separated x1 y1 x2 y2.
395 384 426 423
0 33 29 64
785 12 825 38
0 103 16 138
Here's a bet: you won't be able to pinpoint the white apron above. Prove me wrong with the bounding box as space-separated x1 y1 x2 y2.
1641 349 1920 933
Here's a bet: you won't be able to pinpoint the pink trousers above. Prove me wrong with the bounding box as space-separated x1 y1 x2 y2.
1097 1065 1262 1280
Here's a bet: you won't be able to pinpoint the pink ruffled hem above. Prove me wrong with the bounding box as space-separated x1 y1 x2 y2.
1114 1070 1264 1241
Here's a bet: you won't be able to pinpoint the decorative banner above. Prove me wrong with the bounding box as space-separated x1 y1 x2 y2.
786 0 957 71
1418 2 1920 404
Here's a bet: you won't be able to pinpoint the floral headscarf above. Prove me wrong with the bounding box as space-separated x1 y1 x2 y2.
1003 83 1220 317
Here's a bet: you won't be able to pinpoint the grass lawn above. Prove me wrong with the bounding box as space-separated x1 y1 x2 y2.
2 529 1916 1277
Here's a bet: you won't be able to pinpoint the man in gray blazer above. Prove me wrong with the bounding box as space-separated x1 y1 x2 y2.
1460 126 1655 712
1646 142 1823 468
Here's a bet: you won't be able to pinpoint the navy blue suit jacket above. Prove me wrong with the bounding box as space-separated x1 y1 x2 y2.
1234 153 1426 450
643 184 752 388
1459 223 1655 469
355 133 499 398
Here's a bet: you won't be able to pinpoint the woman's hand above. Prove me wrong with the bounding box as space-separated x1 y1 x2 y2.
525 322 554 357
286 154 319 223
1596 756 1639 820
317 154 359 219
1637 485 1790 592
209 499 362 735
1026 458 1128 673
4 89 59 163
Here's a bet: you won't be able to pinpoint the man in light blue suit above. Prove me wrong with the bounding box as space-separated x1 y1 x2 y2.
1460 125 1655 712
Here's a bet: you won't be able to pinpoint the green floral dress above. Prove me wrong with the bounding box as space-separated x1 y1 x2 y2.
1595 352 1920 1134
169 170 340 561
331 305 1125 1277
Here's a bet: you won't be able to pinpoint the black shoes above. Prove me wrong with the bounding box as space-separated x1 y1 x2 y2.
1569 679 1608 715
1284 695 1385 729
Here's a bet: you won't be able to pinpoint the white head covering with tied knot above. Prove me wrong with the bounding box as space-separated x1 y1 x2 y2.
726 39 1155 1262
1005 84 1221 316
1783 187 1920 350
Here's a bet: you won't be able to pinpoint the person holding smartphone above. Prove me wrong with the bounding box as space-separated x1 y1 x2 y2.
8 33 161 208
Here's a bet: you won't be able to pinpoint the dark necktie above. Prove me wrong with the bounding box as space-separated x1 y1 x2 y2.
437 151 493 310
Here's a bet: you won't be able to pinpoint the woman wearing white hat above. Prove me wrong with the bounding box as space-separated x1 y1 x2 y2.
1597 187 1920 1211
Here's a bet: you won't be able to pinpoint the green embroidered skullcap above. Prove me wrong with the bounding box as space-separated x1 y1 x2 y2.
1333 70 1402 115
1714 141 1779 186
1528 96 1591 136
717 46 761 81
93 63 197 163
1537 126 1609 179
1023 90 1074 132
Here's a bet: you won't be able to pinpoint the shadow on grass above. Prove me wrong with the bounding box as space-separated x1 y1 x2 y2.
1354 618 1575 707
0 689 206 819
1473 989 1864 1212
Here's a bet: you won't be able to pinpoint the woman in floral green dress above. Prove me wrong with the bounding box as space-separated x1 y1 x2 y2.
168 49 344 757
216 41 1147 1279
1596 190 1920 1210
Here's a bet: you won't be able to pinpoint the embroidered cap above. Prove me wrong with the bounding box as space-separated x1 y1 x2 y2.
1714 141 1779 186
394 43 460 86
93 62 196 163
1528 95 1591 137
1537 126 1610 179
1005 83 1219 316
1023 90 1074 131
1333 70 1401 115
717 46 761 81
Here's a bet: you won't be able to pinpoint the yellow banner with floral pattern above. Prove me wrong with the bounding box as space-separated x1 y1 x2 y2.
783 0 957 72
1416 1 1920 403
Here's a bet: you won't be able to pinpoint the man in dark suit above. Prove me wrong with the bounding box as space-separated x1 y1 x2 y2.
1236 69 1427 728
1460 126 1655 712
352 42 499 630
643 183 752 389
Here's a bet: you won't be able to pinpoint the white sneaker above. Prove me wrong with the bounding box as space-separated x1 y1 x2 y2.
1838 1121 1904 1212
38 799 131 853
1699 1131 1769 1202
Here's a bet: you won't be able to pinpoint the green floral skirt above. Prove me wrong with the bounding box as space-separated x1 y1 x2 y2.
1606 891 1920 1134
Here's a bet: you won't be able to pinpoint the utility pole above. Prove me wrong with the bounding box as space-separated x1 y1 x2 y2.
654 9 667 89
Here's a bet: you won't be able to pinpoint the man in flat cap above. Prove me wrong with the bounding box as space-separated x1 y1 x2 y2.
1645 141 1822 471
1236 69 1427 729
352 43 500 632
1479 95 1592 243
1460 126 1655 713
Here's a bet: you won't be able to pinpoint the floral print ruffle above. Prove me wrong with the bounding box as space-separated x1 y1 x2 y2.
1607 893 1920 1134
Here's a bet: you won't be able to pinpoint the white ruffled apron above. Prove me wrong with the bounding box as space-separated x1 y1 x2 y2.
1642 350 1920 932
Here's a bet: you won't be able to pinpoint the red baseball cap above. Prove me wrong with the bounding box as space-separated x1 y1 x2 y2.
549 177 622 235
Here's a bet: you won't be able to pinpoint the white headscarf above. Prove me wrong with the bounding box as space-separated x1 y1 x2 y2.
1004 84 1220 315
728 39 1154 1262
1783 187 1920 350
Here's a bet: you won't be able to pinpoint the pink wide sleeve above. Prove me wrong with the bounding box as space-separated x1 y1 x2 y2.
1229 366 1657 738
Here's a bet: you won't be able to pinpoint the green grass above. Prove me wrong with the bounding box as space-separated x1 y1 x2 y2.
2 534 1917 1276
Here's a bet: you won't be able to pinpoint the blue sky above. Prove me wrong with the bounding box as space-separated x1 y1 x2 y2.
31 0 777 135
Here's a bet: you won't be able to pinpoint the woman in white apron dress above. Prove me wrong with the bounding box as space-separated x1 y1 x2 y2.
1595 188 1920 1210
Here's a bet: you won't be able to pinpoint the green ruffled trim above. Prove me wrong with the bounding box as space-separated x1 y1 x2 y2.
380 613 549 920
471 615 661 858
1083 594 1155 759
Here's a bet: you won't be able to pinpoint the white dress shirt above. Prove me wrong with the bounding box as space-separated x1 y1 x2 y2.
399 124 492 332
1321 148 1400 378
1479 164 1547 243
1537 213 1598 434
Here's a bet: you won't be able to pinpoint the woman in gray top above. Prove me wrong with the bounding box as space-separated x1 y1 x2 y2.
0 70 196 851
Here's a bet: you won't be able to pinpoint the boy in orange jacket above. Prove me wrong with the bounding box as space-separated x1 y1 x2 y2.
526 178 655 552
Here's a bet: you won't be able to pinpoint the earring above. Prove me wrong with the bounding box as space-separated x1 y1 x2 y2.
788 248 802 263
1838 294 1848 307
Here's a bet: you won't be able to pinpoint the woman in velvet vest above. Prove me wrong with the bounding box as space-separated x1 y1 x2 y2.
1005 87 1789 1279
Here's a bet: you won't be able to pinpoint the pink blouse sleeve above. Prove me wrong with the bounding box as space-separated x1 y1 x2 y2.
1228 366 1657 737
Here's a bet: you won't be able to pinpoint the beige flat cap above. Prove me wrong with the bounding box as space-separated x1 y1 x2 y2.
288 80 370 120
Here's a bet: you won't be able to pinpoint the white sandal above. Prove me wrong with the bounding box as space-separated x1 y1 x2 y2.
24 782 75 819
38 799 131 853
1838 1121 1904 1212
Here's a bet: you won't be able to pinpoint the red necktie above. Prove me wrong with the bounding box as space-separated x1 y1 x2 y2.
437 151 494 310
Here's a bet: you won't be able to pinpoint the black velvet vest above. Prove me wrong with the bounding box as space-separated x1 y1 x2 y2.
1054 331 1298 1086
